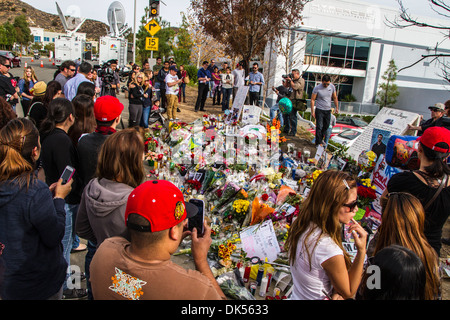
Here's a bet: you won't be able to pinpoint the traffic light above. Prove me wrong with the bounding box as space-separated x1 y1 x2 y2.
149 0 160 17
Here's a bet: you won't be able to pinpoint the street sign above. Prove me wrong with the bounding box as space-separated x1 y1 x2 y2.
144 19 161 37
145 37 159 51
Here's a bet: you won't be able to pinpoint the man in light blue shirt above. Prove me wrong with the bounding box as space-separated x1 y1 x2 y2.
248 63 264 106
64 61 93 101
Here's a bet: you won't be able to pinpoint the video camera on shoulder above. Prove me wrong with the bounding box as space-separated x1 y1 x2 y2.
98 59 118 85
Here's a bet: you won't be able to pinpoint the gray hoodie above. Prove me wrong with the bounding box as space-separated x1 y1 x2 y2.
76 178 134 247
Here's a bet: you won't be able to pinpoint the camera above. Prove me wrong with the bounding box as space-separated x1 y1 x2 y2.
97 60 117 86
282 73 293 80
97 59 118 96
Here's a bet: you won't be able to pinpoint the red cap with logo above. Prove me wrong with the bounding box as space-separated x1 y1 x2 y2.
94 95 124 122
418 126 450 154
125 180 198 232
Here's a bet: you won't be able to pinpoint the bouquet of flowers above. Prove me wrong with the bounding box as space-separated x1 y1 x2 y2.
185 179 202 192
357 178 377 208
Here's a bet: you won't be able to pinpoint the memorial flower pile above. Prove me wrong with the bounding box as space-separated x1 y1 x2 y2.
142 112 388 300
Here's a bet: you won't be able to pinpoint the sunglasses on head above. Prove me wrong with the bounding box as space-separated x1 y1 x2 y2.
342 199 358 211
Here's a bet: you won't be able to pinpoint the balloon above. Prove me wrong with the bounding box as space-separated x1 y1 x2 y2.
358 150 377 172
278 97 293 114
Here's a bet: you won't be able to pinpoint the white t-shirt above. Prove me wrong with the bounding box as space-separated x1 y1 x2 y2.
165 74 179 95
290 223 343 300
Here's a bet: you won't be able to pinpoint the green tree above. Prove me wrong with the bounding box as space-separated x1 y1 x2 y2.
376 59 400 108
172 13 193 66
13 15 32 47
0 22 17 50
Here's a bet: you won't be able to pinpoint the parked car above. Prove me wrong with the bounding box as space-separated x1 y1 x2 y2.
309 123 359 138
330 128 364 147
336 116 368 127
0 51 21 68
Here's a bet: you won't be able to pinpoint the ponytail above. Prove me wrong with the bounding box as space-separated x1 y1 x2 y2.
40 98 74 137
0 118 40 188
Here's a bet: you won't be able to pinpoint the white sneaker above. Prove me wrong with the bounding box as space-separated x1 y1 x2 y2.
169 118 174 121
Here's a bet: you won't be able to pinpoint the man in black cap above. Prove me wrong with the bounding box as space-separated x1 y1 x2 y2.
165 65 183 121
408 103 449 135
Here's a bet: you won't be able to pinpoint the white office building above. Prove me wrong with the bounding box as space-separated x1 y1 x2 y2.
263 0 450 116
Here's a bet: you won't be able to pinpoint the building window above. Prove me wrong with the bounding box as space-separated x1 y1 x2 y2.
44 37 50 42
34 36 41 43
304 34 370 71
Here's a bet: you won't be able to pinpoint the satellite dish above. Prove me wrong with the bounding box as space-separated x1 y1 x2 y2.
107 1 126 36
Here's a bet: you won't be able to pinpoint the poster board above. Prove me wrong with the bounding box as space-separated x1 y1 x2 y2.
240 219 281 262
241 105 262 124
347 108 420 161
225 86 249 124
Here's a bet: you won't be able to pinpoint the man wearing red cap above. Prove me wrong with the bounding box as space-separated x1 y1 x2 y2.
77 95 124 187
89 180 226 300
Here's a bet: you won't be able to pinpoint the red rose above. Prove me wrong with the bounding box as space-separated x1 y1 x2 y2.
261 194 269 201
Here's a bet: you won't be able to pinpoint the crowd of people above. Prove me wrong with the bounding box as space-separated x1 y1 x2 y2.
0 55 449 302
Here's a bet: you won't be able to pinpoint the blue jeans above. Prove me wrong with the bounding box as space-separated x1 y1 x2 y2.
270 103 284 127
221 88 232 111
63 203 78 290
84 240 97 300
141 105 150 128
178 82 186 101
315 109 331 146
282 108 297 135
154 82 161 100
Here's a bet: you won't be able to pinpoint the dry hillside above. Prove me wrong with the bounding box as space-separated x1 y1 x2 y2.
0 0 108 40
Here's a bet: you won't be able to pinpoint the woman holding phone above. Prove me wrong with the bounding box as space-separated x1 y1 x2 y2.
39 98 87 299
285 170 368 300
0 118 72 299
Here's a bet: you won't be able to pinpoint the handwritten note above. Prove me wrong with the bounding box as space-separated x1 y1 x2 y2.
240 220 281 262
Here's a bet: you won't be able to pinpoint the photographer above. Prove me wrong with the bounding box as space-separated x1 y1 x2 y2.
0 56 19 110
283 69 305 136
270 79 291 126
98 60 120 97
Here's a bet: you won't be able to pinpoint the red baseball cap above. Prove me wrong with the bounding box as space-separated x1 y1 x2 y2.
418 126 450 154
125 180 198 232
94 95 124 122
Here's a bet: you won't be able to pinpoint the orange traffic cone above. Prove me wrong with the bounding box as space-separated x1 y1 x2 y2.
40 61 44 68
24 62 27 68
31 57 34 62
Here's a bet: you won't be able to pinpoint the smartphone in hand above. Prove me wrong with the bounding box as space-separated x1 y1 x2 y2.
188 199 205 236
60 165 75 185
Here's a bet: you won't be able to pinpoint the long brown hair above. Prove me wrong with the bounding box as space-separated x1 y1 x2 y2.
0 118 39 188
376 192 440 300
285 170 356 270
95 128 144 188
68 94 96 146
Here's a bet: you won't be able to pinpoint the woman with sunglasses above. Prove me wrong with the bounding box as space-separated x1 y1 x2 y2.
366 192 440 300
285 170 368 300
127 72 146 128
